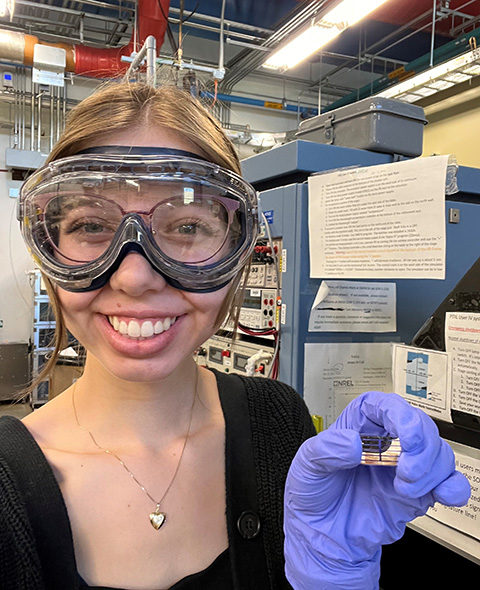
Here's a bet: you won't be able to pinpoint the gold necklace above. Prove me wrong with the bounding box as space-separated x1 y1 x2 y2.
71 371 197 531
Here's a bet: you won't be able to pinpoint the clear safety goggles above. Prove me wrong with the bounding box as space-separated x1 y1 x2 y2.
18 148 259 292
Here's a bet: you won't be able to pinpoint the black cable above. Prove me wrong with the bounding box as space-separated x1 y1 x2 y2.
156 0 179 54
181 1 201 25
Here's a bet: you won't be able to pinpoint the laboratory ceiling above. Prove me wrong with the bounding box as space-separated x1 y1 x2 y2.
2 0 480 108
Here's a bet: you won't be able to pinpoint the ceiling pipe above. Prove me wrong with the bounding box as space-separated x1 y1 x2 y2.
73 0 169 77
200 89 318 117
324 26 480 112
0 0 170 78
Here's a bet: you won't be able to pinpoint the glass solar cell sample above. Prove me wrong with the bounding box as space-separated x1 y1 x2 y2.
360 435 402 466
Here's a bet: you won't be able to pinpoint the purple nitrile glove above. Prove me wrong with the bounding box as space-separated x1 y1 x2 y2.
284 391 471 590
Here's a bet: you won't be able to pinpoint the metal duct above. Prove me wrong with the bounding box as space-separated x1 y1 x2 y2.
74 0 169 77
0 0 170 78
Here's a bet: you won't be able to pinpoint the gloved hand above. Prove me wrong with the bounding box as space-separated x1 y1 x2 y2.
284 391 471 590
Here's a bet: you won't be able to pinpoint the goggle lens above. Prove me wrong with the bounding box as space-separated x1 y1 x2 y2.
19 151 258 293
40 188 242 266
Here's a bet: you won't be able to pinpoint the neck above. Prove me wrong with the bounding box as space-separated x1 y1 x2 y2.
71 354 200 450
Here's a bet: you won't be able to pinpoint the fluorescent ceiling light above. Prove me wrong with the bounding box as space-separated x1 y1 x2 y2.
376 47 480 103
0 0 14 19
263 0 390 71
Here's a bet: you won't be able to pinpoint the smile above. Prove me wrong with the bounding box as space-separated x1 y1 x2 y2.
107 316 177 339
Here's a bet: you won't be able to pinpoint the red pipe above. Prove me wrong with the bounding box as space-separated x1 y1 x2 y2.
73 0 170 77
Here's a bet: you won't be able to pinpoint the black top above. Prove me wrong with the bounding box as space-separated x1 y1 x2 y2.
0 373 316 590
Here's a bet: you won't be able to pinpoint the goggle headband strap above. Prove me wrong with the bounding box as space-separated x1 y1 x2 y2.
75 145 209 161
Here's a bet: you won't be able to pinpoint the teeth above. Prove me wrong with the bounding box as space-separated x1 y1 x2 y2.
141 321 154 338
127 321 141 338
108 316 176 339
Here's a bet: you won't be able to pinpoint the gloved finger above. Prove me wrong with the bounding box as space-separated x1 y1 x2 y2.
359 392 456 488
294 428 363 476
432 471 471 506
359 392 435 451
395 437 455 498
286 429 362 513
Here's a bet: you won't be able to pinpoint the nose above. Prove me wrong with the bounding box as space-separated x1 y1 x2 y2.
108 251 169 296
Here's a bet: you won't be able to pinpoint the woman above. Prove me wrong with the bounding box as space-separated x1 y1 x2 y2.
0 82 470 590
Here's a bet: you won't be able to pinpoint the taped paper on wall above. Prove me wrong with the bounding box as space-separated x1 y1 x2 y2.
304 342 393 429
308 280 396 332
445 312 480 419
392 344 451 422
308 155 448 280
427 443 480 541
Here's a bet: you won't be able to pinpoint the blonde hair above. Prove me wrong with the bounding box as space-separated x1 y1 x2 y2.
29 82 249 395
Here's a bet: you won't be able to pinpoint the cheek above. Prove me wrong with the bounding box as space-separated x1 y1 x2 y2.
56 288 97 317
189 285 230 320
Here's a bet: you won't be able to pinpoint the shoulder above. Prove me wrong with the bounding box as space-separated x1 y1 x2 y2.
20 390 72 448
236 375 316 441
238 374 309 412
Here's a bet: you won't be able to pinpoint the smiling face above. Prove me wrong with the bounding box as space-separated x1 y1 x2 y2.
55 127 231 384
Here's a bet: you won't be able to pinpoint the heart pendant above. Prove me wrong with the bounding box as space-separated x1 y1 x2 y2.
149 510 166 530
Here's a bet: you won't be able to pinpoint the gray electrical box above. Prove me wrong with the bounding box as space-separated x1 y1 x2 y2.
296 97 427 157
32 44 66 87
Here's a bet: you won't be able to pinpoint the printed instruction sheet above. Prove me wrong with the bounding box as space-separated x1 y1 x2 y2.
304 342 393 428
392 344 451 422
445 312 480 419
308 155 449 280
427 442 480 542
308 280 396 332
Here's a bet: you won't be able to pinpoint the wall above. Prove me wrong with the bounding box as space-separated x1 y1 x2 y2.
421 82 480 168
0 76 100 346
0 124 35 345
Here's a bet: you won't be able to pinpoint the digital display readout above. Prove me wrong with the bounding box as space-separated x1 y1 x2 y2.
208 347 223 363
234 354 249 372
242 290 262 309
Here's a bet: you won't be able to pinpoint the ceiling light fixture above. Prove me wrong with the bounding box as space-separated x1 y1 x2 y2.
263 0 390 71
0 0 14 20
376 46 480 103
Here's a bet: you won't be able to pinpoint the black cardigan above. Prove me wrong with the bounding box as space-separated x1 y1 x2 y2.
0 373 316 590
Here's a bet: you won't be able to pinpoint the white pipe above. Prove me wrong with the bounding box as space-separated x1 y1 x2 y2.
50 89 54 151
21 69 26 149
124 35 157 85
30 83 35 151
37 90 42 152
218 0 226 73
146 35 156 87
430 0 437 67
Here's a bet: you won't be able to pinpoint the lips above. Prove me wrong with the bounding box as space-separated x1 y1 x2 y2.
107 315 177 339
